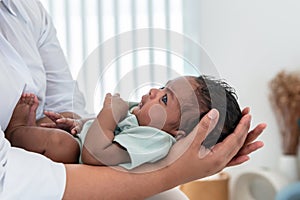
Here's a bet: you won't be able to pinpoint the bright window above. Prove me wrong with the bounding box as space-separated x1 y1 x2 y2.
40 0 191 113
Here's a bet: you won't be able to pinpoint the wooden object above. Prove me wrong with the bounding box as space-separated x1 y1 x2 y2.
179 172 229 200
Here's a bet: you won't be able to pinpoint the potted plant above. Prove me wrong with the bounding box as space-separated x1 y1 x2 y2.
269 70 300 182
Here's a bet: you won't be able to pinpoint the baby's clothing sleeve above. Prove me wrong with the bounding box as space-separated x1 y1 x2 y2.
114 125 176 170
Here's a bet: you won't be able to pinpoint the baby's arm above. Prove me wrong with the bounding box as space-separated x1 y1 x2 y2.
41 111 91 135
81 93 130 166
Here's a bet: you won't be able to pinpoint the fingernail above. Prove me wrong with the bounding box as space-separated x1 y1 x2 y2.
208 109 218 119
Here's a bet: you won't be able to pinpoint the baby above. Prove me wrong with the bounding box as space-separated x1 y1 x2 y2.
5 75 242 169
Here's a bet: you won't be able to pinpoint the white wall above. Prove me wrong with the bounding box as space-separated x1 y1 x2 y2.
184 0 300 196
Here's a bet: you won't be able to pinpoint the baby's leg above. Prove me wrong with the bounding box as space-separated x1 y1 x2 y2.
5 93 80 163
5 93 38 133
6 125 80 163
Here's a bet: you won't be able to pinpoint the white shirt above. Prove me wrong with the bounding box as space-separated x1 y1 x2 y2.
0 45 66 200
0 0 87 120
0 0 69 199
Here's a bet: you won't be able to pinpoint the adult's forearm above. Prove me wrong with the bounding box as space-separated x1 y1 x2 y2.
63 164 175 200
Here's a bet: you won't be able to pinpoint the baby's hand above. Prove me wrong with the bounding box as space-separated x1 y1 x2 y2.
41 111 83 135
103 93 129 122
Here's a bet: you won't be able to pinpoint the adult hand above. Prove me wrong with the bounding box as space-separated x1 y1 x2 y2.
158 108 265 184
226 107 266 167
193 108 264 177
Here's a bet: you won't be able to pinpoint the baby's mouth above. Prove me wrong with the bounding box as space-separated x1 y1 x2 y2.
138 101 143 109
139 95 146 108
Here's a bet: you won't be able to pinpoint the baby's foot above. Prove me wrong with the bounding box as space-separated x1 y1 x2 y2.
6 93 39 132
23 93 39 126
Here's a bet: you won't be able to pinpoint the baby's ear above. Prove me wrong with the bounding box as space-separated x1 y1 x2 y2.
174 130 186 141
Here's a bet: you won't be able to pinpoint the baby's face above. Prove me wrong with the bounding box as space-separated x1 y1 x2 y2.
132 76 198 136
166 76 201 133
132 86 181 136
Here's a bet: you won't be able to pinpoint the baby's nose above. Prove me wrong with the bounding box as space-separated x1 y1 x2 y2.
149 88 158 99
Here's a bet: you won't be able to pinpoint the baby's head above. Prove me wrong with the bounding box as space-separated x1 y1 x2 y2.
171 75 242 148
132 75 242 147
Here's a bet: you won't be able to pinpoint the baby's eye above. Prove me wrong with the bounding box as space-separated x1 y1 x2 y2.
159 87 165 90
161 94 168 105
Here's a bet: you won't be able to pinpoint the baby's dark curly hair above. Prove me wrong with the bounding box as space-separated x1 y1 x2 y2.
186 75 242 148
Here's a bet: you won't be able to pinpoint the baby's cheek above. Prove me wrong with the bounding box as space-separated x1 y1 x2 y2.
148 104 166 129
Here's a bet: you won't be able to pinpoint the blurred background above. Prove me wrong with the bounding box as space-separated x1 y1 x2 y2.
40 0 300 199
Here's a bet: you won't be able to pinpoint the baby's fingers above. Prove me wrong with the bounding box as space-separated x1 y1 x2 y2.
103 93 112 106
44 111 63 122
56 118 75 126
40 122 57 128
70 128 78 135
71 126 82 135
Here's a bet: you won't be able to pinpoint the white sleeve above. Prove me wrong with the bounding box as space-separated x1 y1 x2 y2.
0 128 11 193
0 45 66 199
36 2 88 117
0 60 26 130
0 127 66 200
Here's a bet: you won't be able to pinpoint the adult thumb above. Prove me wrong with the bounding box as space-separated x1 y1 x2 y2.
191 109 219 147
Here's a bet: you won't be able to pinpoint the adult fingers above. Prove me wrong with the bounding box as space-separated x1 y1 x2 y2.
235 141 265 158
227 122 266 167
244 123 267 145
227 155 250 166
227 141 264 167
210 114 252 162
241 107 250 115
